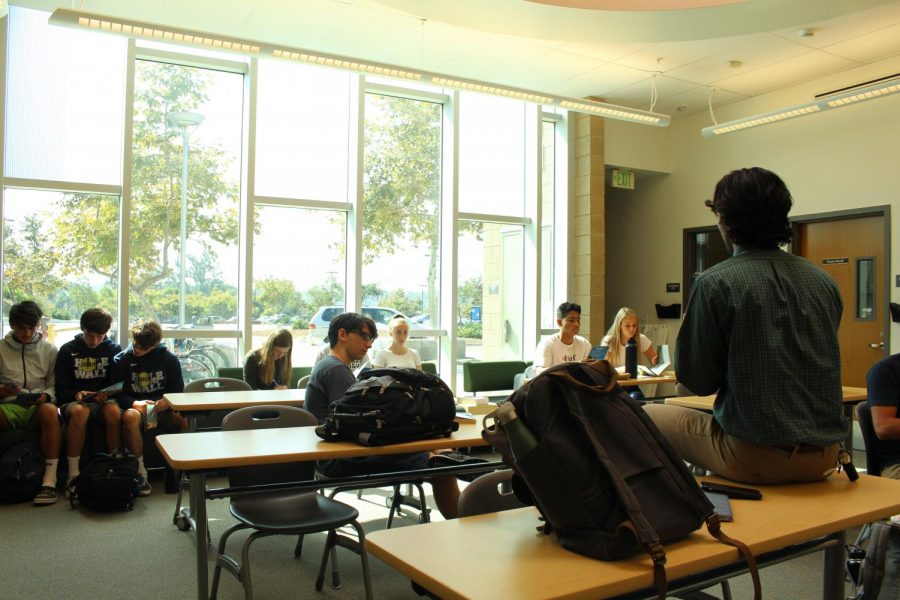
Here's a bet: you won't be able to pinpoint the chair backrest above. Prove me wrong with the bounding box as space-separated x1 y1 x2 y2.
856 402 883 476
421 361 438 376
222 405 318 487
290 366 313 388
184 377 251 393
463 360 528 394
296 374 311 389
457 470 526 518
217 367 243 381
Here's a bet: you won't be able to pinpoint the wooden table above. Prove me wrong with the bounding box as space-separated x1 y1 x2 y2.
618 370 677 387
368 474 900 600
164 388 306 413
156 423 491 600
665 386 868 454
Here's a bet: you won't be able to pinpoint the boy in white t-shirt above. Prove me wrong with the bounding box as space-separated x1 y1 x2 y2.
533 302 592 374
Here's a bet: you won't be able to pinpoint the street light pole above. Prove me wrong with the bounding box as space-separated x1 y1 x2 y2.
166 111 204 328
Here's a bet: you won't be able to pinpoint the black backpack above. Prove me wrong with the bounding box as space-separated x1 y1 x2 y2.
67 453 142 511
483 360 761 600
315 367 458 446
0 441 45 503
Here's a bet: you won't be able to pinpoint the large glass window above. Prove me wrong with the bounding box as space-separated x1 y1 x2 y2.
128 59 243 329
458 221 524 367
458 93 526 216
540 120 556 329
255 60 352 201
2 189 120 343
5 7 126 184
362 93 442 360
252 206 347 367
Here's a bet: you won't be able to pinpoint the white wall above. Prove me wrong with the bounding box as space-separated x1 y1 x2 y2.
604 54 900 351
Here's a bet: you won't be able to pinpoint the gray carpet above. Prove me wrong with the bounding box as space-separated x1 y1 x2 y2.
0 471 862 600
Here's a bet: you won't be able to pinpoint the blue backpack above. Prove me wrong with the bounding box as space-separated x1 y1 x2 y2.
0 441 45 503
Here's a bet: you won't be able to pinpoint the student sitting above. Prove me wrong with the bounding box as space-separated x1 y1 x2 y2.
55 308 124 484
0 301 62 505
243 328 292 390
114 319 188 496
371 315 421 370
533 302 592 374
600 307 658 374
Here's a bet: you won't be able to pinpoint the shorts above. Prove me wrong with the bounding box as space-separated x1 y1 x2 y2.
0 403 39 430
61 399 120 424
317 452 430 478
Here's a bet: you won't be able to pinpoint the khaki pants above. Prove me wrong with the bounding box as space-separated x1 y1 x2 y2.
643 404 840 484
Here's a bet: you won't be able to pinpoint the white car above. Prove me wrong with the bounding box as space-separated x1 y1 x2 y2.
307 306 407 345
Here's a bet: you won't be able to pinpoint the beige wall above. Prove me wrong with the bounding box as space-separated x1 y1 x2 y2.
604 53 900 354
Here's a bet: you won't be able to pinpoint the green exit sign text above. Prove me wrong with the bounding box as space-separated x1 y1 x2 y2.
611 169 635 190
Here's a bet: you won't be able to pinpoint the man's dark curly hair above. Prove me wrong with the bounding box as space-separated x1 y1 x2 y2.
704 167 793 248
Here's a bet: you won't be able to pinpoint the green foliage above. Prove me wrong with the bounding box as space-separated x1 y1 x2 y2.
457 276 483 324
379 289 423 318
457 321 482 339
292 317 309 329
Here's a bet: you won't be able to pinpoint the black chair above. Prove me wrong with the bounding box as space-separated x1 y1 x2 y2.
856 402 883 476
457 469 525 518
209 406 372 600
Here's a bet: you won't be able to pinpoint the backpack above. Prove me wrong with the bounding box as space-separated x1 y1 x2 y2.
847 520 900 599
483 360 761 600
315 367 458 446
0 441 45 503
67 453 142 511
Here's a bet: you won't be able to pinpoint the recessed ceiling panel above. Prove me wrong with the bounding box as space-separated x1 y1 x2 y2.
556 62 649 99
823 22 900 63
714 50 857 96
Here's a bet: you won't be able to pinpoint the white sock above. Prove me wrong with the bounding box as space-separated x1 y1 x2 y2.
67 456 80 482
43 458 58 488
137 456 147 478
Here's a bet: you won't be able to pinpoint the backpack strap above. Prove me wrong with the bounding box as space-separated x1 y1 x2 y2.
705 514 762 600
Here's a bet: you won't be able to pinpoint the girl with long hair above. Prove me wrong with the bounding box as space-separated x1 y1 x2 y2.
244 328 293 389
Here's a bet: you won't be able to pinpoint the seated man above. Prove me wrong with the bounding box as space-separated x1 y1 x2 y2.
114 319 188 496
307 312 460 519
866 353 900 598
55 308 124 484
532 302 592 374
644 167 846 484
0 301 62 505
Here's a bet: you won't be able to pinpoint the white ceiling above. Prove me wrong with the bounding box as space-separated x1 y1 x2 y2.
17 0 900 119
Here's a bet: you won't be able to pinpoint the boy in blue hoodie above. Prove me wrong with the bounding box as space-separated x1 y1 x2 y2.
55 308 124 484
114 319 187 495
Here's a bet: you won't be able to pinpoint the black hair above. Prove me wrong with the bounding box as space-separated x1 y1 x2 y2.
9 301 43 328
557 302 582 320
328 312 378 349
704 167 793 248
80 307 113 335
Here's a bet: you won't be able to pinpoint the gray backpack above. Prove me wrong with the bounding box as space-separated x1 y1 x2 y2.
848 520 900 600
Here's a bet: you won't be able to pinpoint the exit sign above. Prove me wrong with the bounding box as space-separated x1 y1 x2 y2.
611 169 635 190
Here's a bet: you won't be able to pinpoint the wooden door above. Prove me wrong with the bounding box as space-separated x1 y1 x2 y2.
795 215 886 387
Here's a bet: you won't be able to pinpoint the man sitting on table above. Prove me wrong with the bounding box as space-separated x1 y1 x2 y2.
644 167 846 484
865 353 900 599
532 302 592 374
114 319 188 496
306 311 460 519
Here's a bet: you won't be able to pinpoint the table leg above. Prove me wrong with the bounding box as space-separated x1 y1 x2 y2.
191 472 209 600
822 530 846 600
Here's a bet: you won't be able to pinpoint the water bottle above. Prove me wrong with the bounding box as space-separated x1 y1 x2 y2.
487 403 538 461
625 336 638 379
146 402 158 430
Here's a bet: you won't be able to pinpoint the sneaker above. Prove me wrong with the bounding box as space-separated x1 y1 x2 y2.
33 486 59 506
138 477 152 497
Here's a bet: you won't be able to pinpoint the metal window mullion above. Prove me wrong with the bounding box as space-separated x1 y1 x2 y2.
364 81 450 105
134 46 248 74
347 74 364 312
161 329 242 340
523 103 541 360
240 57 259 355
0 178 122 195
440 90 460 391
561 110 574 307
457 212 531 226
118 39 137 340
253 196 352 212
0 15 7 329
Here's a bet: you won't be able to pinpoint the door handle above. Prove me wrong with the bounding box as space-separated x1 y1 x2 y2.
869 342 884 349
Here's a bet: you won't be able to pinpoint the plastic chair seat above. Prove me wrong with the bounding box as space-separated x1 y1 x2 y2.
229 492 359 533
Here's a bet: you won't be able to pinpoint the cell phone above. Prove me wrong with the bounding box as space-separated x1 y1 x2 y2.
700 481 763 500
16 392 43 403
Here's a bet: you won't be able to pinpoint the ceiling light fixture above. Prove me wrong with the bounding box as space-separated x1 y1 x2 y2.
702 73 900 137
49 8 670 127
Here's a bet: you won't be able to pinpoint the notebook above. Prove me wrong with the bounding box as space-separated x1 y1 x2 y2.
588 346 609 360
637 344 670 376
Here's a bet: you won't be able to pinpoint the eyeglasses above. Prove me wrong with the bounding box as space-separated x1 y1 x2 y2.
351 330 374 342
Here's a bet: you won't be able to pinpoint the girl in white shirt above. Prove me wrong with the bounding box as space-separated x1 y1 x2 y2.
601 307 658 372
371 315 421 370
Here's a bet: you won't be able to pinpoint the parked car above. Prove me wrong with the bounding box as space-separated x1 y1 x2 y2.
307 306 407 345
